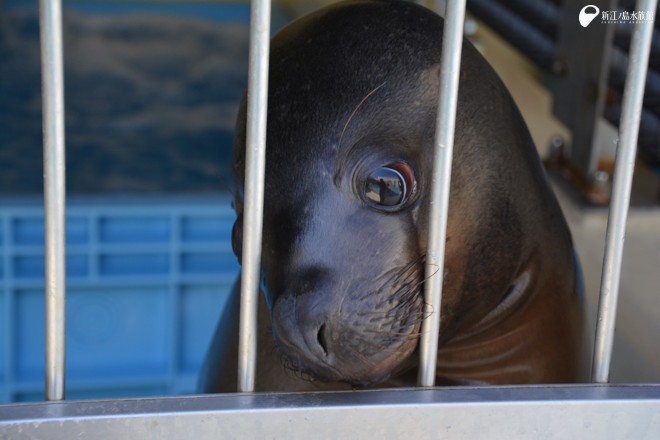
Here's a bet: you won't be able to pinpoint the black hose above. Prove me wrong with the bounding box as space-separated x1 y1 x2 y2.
609 47 660 119
491 0 560 40
466 0 557 71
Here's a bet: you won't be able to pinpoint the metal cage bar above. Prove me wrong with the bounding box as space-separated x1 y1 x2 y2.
237 0 272 393
38 0 67 402
591 0 658 383
417 0 466 387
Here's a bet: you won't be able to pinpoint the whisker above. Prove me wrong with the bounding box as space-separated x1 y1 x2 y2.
392 254 425 286
337 82 386 152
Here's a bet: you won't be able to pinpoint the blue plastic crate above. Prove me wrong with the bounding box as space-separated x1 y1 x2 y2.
0 195 240 403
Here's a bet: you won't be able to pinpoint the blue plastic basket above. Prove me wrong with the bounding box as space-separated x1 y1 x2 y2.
0 195 240 402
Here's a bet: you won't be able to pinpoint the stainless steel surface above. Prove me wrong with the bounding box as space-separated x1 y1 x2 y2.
237 0 271 393
2 385 659 439
592 0 657 384
418 0 466 387
39 0 66 402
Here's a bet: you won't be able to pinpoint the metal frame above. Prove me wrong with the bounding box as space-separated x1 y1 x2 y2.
1 0 659 436
2 385 660 439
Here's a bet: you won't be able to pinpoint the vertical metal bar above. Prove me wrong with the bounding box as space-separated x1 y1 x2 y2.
418 0 466 387
237 0 271 393
39 0 66 401
591 0 656 383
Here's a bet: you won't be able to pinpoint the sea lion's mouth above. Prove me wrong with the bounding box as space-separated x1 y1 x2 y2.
274 327 419 387
269 257 426 386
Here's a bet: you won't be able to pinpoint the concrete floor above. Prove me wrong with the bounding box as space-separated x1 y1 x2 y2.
474 21 660 383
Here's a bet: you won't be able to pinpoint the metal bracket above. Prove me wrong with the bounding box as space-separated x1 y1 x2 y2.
552 1 618 200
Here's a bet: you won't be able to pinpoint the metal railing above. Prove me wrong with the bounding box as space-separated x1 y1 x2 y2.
237 0 271 394
33 0 660 397
1 0 659 437
39 0 67 402
591 0 658 383
1 385 660 439
34 0 660 394
418 0 466 388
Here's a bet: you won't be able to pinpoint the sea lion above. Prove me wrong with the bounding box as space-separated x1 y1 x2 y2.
199 0 583 392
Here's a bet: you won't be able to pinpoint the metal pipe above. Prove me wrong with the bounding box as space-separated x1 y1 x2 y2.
39 0 66 401
591 0 657 383
418 0 466 388
237 0 271 393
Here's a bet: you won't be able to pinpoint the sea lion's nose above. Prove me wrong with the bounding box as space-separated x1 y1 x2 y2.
273 268 338 357
272 294 348 376
269 267 351 371
315 323 330 356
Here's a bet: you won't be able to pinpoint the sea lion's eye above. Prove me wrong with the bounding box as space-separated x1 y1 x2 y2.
363 162 415 209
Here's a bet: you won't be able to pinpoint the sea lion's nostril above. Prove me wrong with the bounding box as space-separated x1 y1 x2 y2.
317 323 329 356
